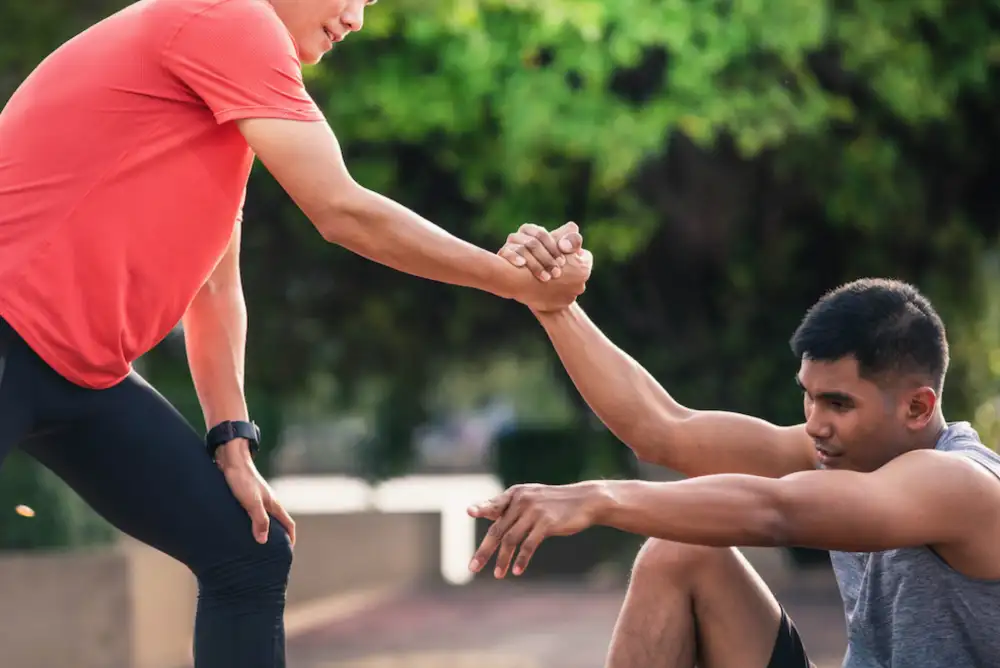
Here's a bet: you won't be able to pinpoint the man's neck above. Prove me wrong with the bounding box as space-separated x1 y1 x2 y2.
916 411 949 451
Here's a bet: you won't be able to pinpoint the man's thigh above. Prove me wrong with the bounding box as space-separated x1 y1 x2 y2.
20 371 276 573
693 546 812 668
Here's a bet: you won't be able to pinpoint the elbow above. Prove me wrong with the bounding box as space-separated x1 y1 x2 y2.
626 408 693 467
614 419 659 464
755 507 793 548
313 196 351 244
311 183 369 246
758 484 804 548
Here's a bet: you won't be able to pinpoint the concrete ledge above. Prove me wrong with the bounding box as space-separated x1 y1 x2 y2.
0 547 133 668
287 512 441 608
0 511 443 668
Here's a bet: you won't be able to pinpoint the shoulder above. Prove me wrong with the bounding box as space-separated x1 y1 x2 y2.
164 0 294 51
883 448 1000 506
161 0 303 83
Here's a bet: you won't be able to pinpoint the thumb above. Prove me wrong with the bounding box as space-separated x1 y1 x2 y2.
552 222 581 253
467 502 502 521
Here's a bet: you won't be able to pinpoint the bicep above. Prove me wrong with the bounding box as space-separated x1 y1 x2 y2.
643 409 816 479
774 451 996 552
236 117 355 228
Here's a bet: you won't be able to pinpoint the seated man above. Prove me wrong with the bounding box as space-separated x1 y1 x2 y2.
470 236 1000 668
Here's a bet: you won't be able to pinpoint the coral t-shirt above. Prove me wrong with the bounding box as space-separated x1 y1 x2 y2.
0 0 324 388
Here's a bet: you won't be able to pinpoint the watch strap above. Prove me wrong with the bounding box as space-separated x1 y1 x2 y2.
206 420 260 460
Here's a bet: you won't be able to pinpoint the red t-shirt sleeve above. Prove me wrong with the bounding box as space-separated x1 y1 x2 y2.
162 0 325 124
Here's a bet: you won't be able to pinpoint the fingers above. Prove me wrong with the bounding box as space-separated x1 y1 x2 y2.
497 244 527 268
268 496 297 548
467 488 513 520
551 222 582 254
493 514 534 578
469 502 517 574
506 231 561 281
504 222 576 281
512 524 548 576
468 525 503 575
520 223 564 268
499 222 585 282
247 495 270 544
467 502 503 521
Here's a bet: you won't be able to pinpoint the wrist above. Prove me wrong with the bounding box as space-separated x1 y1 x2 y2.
582 479 617 526
215 438 254 471
533 301 581 323
487 254 528 300
206 419 260 466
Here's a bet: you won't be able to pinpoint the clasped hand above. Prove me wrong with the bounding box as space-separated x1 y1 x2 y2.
500 222 593 312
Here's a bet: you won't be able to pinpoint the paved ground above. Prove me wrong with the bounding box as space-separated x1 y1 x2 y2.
288 560 847 668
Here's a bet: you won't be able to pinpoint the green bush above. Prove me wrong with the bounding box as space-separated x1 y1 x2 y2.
0 451 115 551
493 425 588 488
493 423 637 488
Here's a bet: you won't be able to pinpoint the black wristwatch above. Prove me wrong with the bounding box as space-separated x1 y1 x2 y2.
206 420 261 460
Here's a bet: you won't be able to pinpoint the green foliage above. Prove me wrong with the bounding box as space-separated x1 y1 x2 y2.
0 452 115 551
3 1 1000 484
494 424 637 488
494 426 588 487
284 0 1000 464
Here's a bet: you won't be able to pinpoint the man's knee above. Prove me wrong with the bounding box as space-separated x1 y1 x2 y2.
198 522 294 600
631 538 734 586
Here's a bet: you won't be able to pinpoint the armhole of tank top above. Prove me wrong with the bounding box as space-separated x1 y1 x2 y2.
927 448 1000 584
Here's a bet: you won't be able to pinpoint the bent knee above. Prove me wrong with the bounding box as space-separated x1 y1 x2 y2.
197 522 294 596
632 539 735 582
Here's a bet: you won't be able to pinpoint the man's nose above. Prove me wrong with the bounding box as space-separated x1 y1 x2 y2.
805 411 832 442
341 7 364 32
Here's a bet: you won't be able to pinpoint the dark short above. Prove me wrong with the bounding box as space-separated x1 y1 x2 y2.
767 607 812 668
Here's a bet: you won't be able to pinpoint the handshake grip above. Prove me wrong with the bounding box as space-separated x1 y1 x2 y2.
498 222 592 313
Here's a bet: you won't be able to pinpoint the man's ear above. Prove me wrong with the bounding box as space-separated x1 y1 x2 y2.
904 386 938 430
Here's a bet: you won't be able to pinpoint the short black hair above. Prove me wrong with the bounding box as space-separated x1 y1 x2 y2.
790 278 949 391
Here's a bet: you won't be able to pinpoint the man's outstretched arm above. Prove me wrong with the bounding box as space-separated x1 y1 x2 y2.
237 118 589 313
469 449 1000 577
532 303 816 478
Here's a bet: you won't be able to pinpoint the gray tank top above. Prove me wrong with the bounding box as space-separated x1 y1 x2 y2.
830 421 1000 668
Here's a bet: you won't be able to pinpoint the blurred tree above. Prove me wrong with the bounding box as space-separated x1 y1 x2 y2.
3 1 1000 484
236 0 1000 473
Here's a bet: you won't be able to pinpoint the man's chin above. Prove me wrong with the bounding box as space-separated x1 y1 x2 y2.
301 51 324 66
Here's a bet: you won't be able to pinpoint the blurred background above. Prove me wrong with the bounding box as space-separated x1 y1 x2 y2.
2 1 1000 666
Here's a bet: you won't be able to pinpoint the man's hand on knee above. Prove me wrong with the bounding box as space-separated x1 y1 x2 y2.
218 448 296 546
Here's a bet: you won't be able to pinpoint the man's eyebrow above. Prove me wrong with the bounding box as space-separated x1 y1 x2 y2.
795 376 856 402
821 390 854 400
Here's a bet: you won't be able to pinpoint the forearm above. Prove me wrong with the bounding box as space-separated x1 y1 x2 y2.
594 476 786 547
321 185 528 300
534 304 690 458
182 284 250 430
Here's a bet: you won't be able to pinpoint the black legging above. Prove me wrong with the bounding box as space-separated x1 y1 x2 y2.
0 318 291 667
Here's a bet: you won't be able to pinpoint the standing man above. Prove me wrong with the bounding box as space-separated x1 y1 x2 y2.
0 0 589 666
473 240 1000 668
